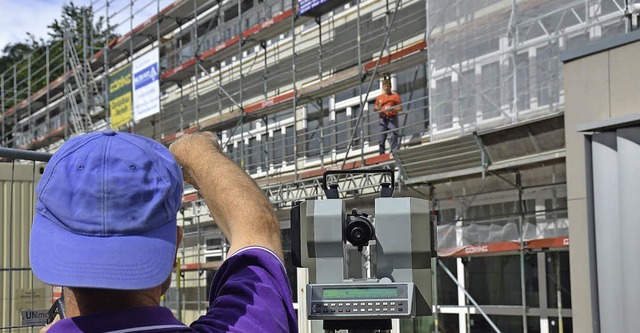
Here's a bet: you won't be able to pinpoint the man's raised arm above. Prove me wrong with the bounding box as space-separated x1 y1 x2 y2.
169 132 283 260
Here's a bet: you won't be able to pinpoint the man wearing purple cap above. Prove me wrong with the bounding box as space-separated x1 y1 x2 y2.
31 130 297 332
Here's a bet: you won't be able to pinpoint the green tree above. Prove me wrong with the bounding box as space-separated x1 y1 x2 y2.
48 1 117 49
0 33 46 75
1 2 117 111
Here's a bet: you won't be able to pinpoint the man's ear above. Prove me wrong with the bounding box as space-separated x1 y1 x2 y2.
177 226 184 246
175 226 183 267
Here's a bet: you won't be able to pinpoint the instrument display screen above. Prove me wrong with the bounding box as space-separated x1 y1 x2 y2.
322 287 398 299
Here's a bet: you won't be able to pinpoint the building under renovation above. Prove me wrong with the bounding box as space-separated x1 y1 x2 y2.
0 0 637 332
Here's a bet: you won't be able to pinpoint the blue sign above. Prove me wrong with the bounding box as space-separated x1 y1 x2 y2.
134 63 159 89
299 0 349 16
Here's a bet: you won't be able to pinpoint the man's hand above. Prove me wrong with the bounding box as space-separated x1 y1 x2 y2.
40 315 60 333
169 132 222 190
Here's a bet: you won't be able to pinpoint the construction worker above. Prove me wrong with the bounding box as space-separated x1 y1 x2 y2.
32 130 297 332
374 78 403 155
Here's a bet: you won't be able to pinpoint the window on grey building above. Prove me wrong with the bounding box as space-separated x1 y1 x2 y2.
516 52 530 111
306 119 322 157
247 137 259 173
546 251 572 309
285 125 294 162
536 43 560 107
224 5 239 22
396 65 429 137
434 76 453 129
480 62 501 120
271 129 283 167
351 105 362 147
436 257 458 305
335 109 350 151
466 254 539 307
241 0 253 12
366 101 377 143
459 69 476 127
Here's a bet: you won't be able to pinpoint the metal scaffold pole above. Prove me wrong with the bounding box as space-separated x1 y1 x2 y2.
194 0 201 130
292 0 298 180
104 0 111 127
238 0 245 171
1 76 4 146
517 172 528 333
62 39 69 139
156 0 162 136
46 44 51 137
357 0 365 167
28 55 32 139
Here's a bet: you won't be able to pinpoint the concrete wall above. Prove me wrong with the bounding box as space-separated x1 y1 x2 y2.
563 35 640 333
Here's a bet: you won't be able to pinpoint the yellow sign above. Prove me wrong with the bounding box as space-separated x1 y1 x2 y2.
109 64 133 128
110 92 132 128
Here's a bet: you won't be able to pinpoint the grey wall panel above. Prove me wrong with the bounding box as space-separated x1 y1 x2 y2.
616 127 640 331
592 132 624 333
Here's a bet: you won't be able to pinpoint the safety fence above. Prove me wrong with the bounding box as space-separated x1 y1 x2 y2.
0 148 50 332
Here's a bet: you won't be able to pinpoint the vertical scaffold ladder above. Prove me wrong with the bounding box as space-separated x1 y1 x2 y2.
64 30 96 135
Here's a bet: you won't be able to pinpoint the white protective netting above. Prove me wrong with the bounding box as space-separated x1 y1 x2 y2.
427 0 633 141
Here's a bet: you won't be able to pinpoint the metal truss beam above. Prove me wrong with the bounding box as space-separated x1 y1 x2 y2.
264 169 395 209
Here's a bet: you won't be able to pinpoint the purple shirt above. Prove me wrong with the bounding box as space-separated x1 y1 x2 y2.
47 247 298 332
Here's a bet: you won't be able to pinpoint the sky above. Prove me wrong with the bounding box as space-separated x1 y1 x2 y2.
0 0 174 51
0 0 68 48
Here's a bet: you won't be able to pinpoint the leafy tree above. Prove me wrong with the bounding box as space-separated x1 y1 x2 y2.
48 1 117 49
1 2 117 111
0 33 46 76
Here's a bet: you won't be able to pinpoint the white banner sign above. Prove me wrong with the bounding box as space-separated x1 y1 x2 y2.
132 48 160 122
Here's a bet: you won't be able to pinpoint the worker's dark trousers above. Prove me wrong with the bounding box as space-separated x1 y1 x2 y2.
378 116 399 154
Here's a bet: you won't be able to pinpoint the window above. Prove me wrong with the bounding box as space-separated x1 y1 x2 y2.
536 43 560 107
178 32 191 46
224 5 239 22
516 53 530 111
335 109 349 151
241 0 254 12
197 18 218 37
459 69 476 126
546 252 572 308
396 65 429 137
247 137 258 173
436 258 458 305
260 136 268 171
305 100 330 157
205 238 223 250
350 105 362 147
322 114 332 152
480 62 501 120
366 101 377 143
285 126 294 162
271 129 283 167
434 76 453 129
466 254 539 307
226 143 240 165
306 119 321 158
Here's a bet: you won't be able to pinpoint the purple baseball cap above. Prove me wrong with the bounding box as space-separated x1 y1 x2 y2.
30 129 183 290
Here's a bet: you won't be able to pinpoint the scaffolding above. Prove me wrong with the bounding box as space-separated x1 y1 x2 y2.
0 0 636 331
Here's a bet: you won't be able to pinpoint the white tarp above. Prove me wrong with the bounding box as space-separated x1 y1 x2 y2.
133 48 160 122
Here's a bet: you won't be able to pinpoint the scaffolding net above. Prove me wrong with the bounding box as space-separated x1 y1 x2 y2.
427 0 632 141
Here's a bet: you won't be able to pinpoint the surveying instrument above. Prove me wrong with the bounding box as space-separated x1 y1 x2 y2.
291 170 433 332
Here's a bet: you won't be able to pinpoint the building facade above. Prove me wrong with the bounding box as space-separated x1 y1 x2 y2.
0 0 635 332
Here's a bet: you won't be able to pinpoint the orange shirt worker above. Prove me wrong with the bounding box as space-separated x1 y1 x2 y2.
374 79 403 154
